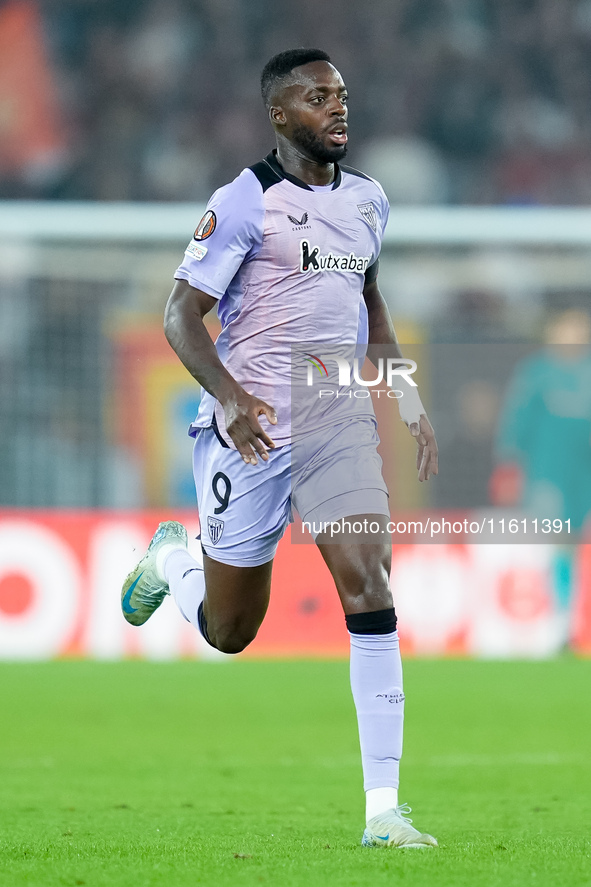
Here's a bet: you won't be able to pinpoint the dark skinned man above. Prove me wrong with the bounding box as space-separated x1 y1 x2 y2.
122 48 438 849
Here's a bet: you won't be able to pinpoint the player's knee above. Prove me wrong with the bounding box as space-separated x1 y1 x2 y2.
340 555 392 611
215 635 251 655
209 621 259 655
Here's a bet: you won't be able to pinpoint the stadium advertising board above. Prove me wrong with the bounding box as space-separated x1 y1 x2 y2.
0 510 588 660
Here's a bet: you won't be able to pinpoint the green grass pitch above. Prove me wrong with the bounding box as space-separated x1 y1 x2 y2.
1 658 590 887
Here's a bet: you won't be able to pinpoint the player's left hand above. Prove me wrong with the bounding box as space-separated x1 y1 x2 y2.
408 414 438 482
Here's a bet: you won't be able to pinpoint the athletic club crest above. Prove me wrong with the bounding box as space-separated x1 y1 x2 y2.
207 516 224 545
357 202 378 233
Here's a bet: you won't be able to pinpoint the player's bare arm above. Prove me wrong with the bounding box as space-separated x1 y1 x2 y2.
363 277 438 482
164 279 277 465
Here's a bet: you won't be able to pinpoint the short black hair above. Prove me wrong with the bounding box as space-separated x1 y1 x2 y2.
261 48 332 108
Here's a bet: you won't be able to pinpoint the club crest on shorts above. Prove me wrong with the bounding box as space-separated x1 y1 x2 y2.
194 210 217 241
357 202 378 232
207 516 224 545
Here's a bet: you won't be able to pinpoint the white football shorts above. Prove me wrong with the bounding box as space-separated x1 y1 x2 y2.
192 417 389 567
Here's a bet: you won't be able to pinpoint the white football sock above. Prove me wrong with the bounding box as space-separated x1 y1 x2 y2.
162 547 206 631
155 543 186 582
349 630 405 822
366 787 399 822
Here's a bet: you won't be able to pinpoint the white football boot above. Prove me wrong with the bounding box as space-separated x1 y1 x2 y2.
362 804 438 849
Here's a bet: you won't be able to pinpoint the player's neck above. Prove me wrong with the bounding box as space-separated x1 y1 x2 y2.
275 142 335 186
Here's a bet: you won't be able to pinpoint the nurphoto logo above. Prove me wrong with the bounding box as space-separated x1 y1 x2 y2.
304 354 418 388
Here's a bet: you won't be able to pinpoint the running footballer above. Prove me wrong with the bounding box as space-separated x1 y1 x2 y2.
121 48 438 849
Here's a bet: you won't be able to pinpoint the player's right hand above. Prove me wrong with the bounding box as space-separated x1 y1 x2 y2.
222 392 277 465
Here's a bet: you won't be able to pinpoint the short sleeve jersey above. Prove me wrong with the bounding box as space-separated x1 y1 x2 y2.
174 150 389 446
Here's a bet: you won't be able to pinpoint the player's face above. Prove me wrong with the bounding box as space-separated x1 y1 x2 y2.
276 61 349 163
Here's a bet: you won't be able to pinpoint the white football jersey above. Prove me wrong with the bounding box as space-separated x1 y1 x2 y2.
174 150 389 445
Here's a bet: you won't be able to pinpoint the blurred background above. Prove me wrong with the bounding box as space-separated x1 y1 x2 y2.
1 0 591 660
5 0 591 204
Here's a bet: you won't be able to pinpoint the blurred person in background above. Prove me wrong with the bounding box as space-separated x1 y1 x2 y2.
493 308 591 532
491 308 591 639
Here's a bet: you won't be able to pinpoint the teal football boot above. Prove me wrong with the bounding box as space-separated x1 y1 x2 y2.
121 521 188 626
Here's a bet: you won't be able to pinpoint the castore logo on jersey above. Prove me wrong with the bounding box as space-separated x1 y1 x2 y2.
287 212 309 227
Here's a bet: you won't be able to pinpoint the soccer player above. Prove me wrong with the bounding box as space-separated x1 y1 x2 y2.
122 48 438 849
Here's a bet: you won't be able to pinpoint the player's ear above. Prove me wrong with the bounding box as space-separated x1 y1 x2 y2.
269 105 286 127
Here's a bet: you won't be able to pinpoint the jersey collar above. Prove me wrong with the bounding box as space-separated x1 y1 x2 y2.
264 150 342 191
